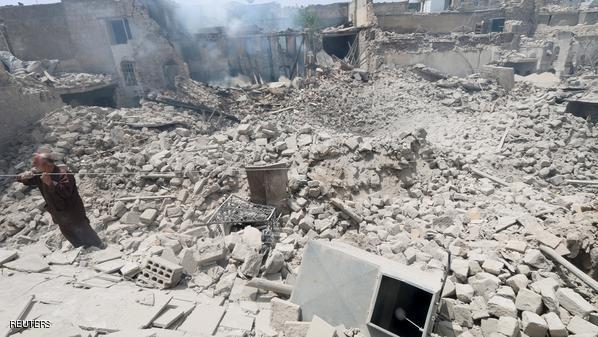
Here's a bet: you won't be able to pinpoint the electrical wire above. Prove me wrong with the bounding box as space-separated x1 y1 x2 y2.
0 166 292 179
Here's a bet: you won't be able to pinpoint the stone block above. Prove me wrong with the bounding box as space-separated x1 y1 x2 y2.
271 297 301 332
557 288 596 318
497 316 519 337
255 309 277 337
506 274 529 294
567 316 598 335
469 273 501 299
543 312 568 337
482 260 504 275
522 311 548 337
516 288 544 314
454 304 474 327
284 321 311 337
220 307 255 331
456 283 474 303
451 258 470 281
140 209 158 225
480 65 515 91
488 296 517 318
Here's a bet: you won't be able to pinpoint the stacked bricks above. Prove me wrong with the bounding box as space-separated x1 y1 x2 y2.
137 256 183 289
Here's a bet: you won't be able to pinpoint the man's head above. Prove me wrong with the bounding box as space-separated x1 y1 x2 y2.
32 153 56 173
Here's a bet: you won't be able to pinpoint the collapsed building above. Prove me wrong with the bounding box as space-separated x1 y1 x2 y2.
0 0 597 336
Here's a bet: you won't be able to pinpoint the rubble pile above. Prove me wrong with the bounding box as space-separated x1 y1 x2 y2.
0 51 113 91
51 72 114 90
0 58 596 337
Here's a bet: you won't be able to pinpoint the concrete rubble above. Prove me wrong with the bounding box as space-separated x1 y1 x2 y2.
0 1 597 336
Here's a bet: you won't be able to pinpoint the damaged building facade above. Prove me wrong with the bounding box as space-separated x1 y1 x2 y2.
0 0 188 106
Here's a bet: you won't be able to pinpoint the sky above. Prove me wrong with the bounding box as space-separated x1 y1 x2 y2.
0 0 352 6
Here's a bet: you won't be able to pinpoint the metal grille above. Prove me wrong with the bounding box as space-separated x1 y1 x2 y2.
121 61 137 86
206 195 277 225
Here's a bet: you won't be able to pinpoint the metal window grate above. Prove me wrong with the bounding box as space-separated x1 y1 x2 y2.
121 61 137 86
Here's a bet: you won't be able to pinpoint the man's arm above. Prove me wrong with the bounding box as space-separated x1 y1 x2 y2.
43 172 76 198
17 171 39 186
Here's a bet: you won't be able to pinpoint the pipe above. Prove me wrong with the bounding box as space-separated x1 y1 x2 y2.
539 245 598 293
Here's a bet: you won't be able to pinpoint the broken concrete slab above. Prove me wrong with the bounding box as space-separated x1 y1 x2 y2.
0 249 18 265
178 304 225 335
255 309 277 337
306 315 336 337
3 254 50 273
95 259 125 274
47 247 81 265
219 307 255 331
120 262 141 277
90 245 123 264
152 306 184 329
141 295 172 328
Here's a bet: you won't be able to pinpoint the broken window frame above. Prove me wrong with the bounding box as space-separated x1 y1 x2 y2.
121 61 138 86
108 18 133 45
367 273 438 337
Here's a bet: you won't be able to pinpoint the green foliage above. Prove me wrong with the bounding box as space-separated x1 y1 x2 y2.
296 8 320 30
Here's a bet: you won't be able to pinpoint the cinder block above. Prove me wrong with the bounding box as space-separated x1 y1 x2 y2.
137 256 183 289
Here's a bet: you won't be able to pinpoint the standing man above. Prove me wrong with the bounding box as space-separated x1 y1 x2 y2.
18 153 103 248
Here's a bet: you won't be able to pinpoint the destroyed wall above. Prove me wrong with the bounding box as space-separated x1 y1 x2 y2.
453 0 503 11
0 0 188 106
0 4 75 63
371 32 513 76
580 10 598 25
0 69 63 151
536 11 580 26
377 9 505 34
309 3 350 29
61 0 188 102
532 24 598 75
383 47 498 76
373 2 410 16
504 0 537 35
